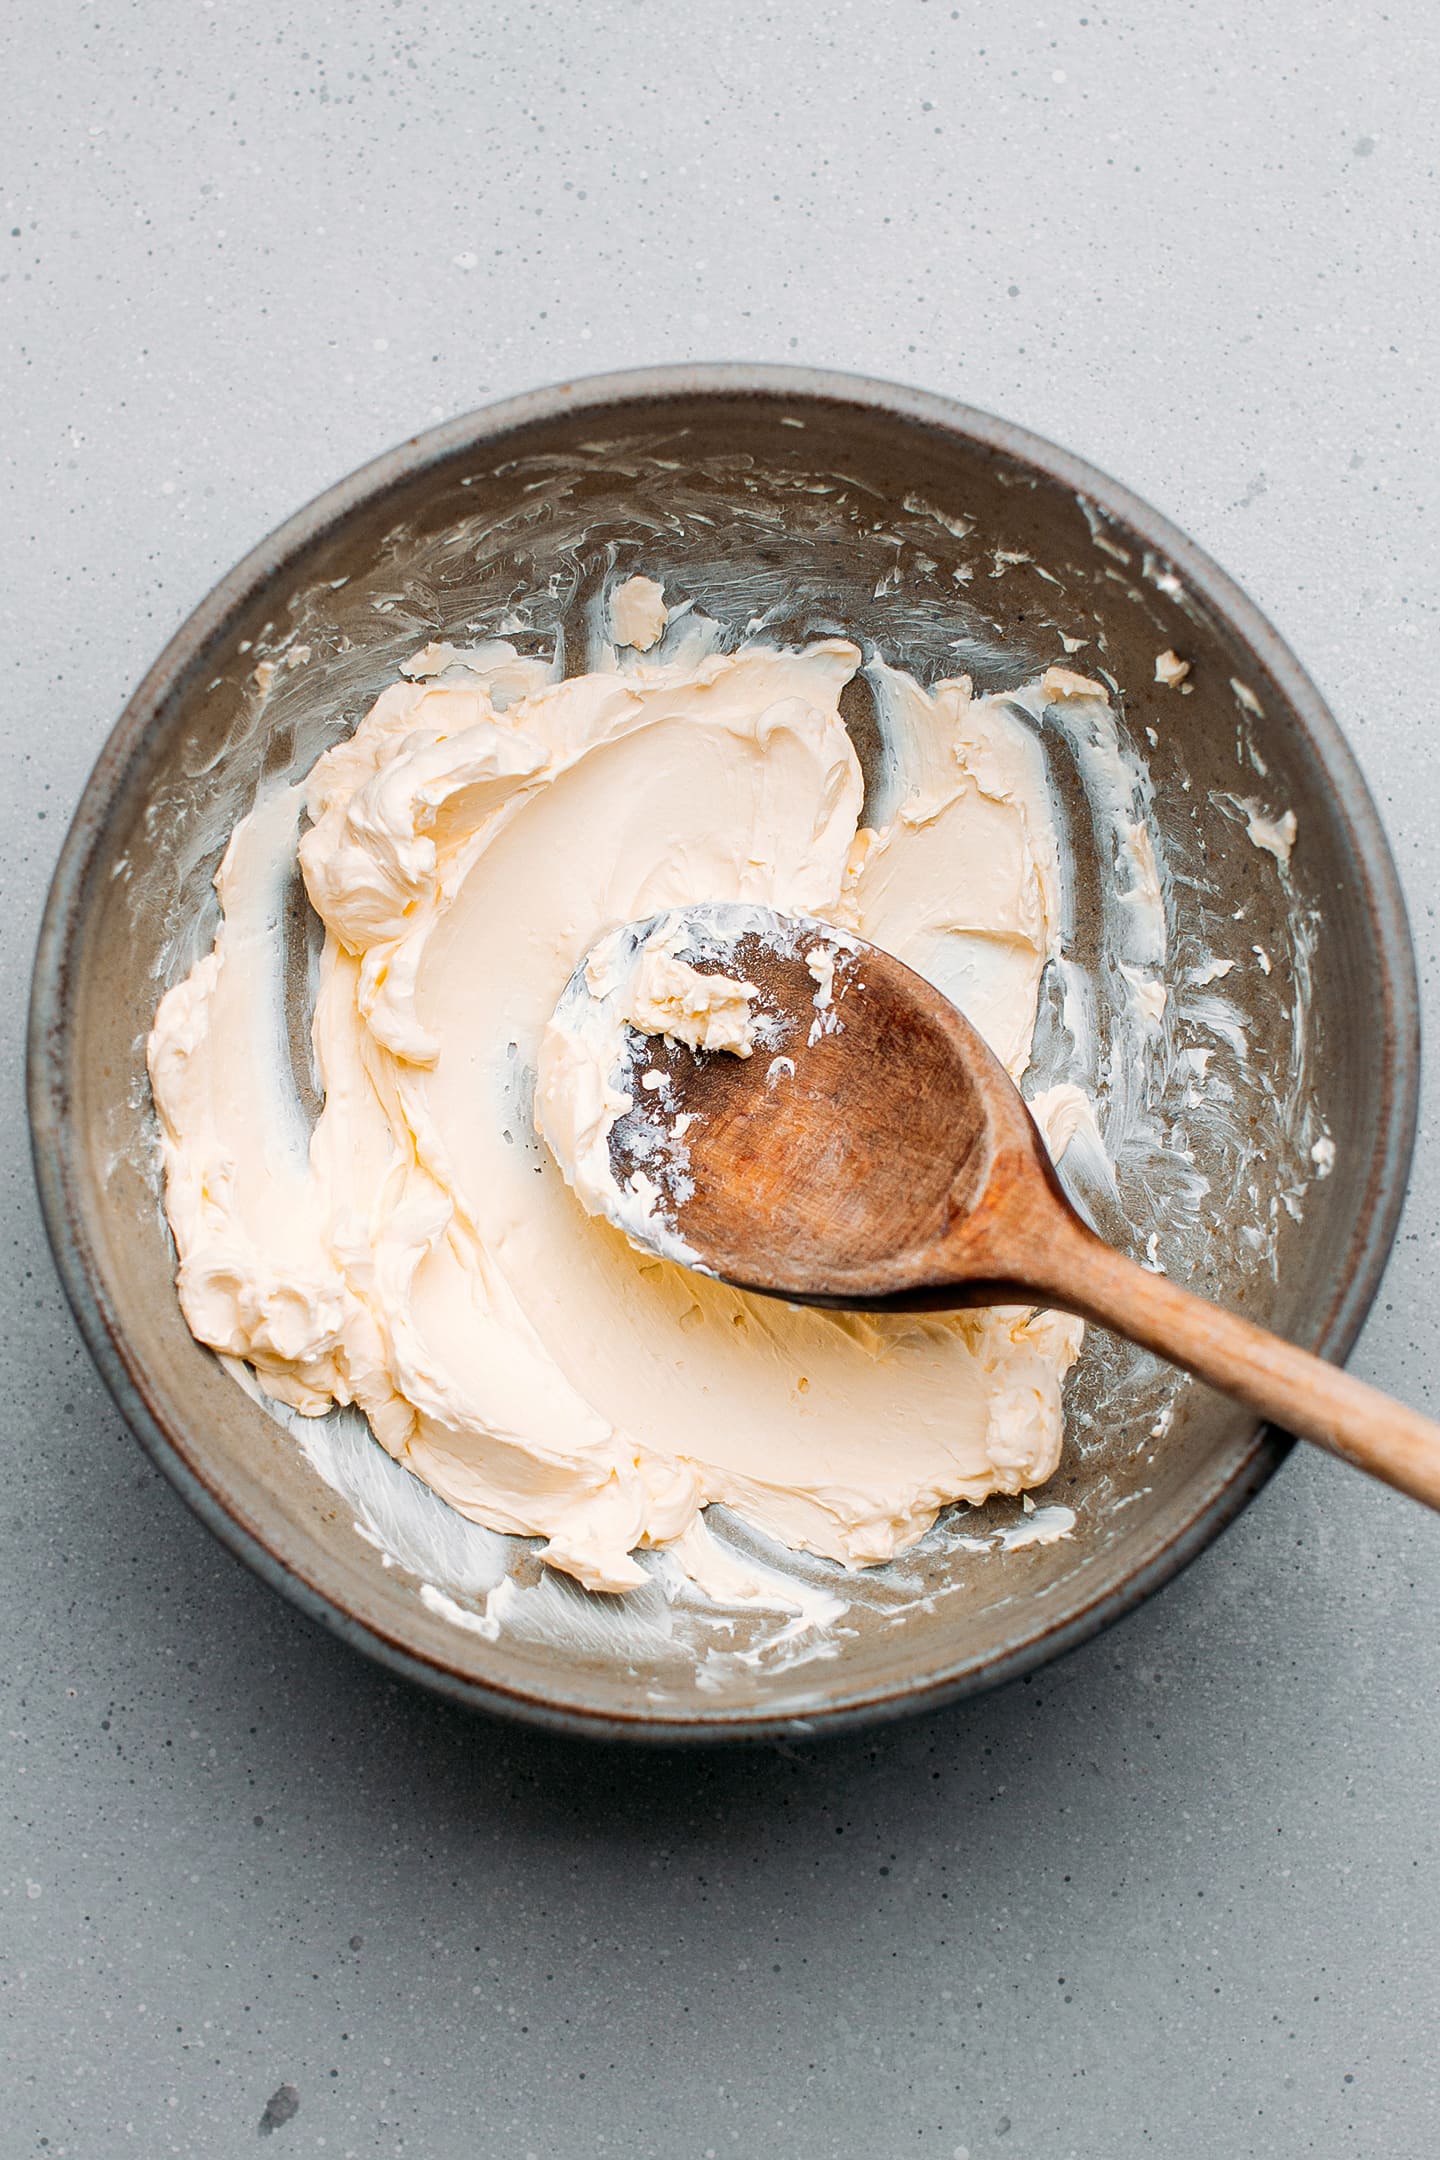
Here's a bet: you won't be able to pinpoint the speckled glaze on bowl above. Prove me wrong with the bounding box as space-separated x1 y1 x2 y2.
28 366 1418 1742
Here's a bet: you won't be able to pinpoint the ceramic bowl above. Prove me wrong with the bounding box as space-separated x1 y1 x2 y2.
29 366 1418 1739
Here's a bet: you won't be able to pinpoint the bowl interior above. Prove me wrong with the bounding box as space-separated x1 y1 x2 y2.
33 374 1415 1736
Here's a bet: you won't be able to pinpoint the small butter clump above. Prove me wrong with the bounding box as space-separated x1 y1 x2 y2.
609 575 668 652
623 944 758 1057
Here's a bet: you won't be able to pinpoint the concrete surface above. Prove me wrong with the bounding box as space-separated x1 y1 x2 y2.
5 3 1439 2155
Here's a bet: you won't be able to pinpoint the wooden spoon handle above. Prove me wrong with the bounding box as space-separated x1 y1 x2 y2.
1028 1214 1440 1510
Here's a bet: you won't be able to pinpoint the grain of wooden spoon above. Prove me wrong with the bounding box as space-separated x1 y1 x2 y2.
572 903 1440 1513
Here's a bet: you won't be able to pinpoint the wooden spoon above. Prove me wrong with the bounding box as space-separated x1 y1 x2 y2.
570 903 1440 1512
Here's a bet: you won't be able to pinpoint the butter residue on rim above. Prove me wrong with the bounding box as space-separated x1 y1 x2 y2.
148 614 1088 1597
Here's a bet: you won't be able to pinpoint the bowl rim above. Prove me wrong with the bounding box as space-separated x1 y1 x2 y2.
28 361 1421 1744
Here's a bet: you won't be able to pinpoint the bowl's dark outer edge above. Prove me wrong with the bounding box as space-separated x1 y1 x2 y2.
28 362 1422 1745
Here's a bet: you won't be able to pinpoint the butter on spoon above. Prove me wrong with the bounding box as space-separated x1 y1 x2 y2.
541 901 1440 1517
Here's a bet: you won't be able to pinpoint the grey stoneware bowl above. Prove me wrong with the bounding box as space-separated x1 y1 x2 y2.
29 365 1418 1742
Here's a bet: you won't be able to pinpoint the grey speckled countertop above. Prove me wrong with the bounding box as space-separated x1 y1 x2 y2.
5 4 1439 2155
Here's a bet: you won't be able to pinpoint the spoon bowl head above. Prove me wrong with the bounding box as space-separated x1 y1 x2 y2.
545 902 1038 1303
